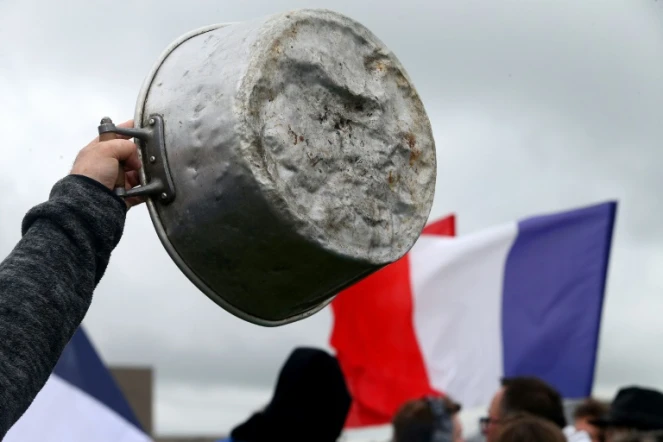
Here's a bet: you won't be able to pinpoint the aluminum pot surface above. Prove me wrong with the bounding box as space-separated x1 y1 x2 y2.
127 8 436 326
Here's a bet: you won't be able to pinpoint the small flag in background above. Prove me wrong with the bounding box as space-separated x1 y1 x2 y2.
5 327 151 441
331 202 617 428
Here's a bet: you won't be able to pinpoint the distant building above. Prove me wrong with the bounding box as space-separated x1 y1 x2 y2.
110 366 225 442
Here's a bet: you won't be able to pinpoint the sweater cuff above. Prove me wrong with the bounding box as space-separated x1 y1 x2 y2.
68 175 127 212
21 174 127 251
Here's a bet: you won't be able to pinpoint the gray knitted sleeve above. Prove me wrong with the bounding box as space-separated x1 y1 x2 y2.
0 174 127 437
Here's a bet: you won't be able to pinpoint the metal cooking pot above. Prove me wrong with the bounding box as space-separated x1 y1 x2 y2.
99 8 437 326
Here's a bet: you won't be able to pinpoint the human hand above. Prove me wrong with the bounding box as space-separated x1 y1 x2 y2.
70 119 145 209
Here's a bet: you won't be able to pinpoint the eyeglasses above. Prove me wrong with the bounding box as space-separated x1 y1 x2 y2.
479 417 500 434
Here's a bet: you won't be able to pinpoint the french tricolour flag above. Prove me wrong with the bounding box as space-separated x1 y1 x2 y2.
5 327 151 441
331 201 617 427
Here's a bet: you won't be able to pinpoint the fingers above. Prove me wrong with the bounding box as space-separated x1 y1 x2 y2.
123 170 146 209
125 170 141 187
100 139 142 171
125 196 147 209
125 193 146 209
117 119 134 128
70 118 144 191
113 120 135 140
105 121 140 169
121 149 142 172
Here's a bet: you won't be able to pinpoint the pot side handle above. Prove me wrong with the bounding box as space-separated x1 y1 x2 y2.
97 116 176 204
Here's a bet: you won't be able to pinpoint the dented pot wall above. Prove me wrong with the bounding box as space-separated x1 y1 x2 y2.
134 9 437 326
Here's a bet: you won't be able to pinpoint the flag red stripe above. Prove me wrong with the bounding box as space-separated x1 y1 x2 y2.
330 215 456 428
422 216 457 236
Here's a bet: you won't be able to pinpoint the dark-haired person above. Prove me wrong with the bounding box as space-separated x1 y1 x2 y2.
494 413 566 442
392 394 464 442
480 376 566 442
569 397 609 442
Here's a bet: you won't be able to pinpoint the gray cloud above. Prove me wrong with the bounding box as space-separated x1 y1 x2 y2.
1 0 662 439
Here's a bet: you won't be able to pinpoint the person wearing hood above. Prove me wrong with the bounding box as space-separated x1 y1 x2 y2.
219 347 352 442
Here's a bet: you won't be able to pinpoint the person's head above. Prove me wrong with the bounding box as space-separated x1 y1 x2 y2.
494 413 566 442
481 376 566 442
591 387 663 442
230 347 351 442
392 394 464 442
574 398 610 442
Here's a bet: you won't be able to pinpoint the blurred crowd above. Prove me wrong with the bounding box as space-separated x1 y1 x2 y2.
218 347 663 442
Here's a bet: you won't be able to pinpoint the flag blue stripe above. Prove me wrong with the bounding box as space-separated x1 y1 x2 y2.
501 201 617 398
52 327 144 431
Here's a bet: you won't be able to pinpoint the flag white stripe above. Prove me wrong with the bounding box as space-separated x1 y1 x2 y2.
5 375 152 442
410 223 517 407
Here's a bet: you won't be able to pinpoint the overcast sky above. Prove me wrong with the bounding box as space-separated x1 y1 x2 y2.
1 0 662 440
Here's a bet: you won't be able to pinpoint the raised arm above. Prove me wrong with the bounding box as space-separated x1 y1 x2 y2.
0 120 143 436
